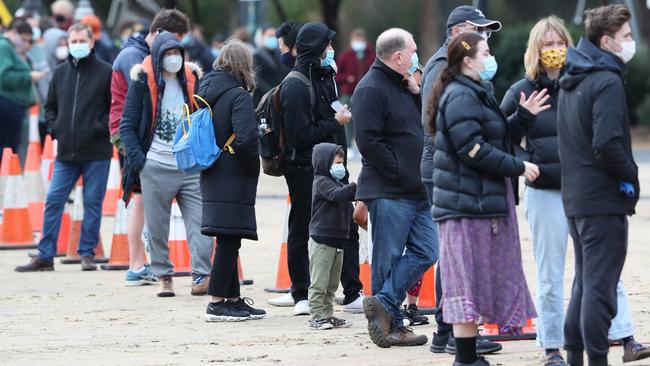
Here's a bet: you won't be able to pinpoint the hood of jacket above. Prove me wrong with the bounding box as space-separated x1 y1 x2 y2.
42 27 67 71
197 68 245 106
294 22 336 73
560 37 624 90
312 142 342 177
121 32 150 53
150 31 186 84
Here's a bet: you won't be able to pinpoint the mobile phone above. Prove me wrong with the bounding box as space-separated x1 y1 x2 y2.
331 100 344 113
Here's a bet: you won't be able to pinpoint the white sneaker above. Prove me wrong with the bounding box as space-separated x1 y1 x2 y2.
267 293 294 307
293 300 310 316
342 294 365 314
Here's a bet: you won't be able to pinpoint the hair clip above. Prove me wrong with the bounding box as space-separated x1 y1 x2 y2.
461 41 471 50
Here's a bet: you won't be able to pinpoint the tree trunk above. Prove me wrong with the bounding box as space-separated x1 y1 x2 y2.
418 0 441 61
320 0 342 49
271 0 288 22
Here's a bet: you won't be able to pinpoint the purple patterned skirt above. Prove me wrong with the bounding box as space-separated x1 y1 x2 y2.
438 179 536 333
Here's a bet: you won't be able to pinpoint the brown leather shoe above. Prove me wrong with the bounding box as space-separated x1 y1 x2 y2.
191 275 209 296
362 296 393 348
386 326 428 347
623 340 650 362
80 256 97 271
15 257 54 272
157 276 175 297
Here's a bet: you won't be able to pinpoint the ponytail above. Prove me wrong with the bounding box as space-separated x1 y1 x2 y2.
427 66 458 135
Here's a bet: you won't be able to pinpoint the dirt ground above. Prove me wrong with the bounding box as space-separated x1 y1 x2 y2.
2 156 650 366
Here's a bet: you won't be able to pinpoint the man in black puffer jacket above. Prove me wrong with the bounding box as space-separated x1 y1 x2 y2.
557 5 639 366
270 22 358 315
15 24 112 273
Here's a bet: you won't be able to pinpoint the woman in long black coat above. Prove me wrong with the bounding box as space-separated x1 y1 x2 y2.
197 40 264 322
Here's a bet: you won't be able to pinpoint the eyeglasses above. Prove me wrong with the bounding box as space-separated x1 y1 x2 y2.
460 24 492 39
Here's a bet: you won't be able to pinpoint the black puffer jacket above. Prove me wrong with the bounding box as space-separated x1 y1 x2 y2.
558 38 638 217
280 22 341 166
44 51 113 162
432 74 525 221
501 73 556 189
197 69 260 240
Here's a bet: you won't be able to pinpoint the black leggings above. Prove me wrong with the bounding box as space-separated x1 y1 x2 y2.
208 234 242 298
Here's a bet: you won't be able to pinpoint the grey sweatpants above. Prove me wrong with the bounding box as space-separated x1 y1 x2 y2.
140 159 213 277
308 238 343 320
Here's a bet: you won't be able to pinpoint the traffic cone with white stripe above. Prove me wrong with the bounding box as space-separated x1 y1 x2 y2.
60 179 108 263
101 194 130 270
169 200 191 276
40 135 55 191
0 154 36 249
101 148 120 216
25 141 45 232
264 195 292 293
0 147 12 214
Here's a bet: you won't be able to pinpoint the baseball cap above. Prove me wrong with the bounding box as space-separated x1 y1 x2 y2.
446 5 502 32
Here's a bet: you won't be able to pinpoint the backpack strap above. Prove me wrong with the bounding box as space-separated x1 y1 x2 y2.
223 133 236 155
284 70 315 110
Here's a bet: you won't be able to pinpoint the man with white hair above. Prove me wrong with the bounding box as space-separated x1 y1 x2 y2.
352 28 438 348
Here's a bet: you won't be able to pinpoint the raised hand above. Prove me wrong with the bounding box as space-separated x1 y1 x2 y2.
519 88 551 115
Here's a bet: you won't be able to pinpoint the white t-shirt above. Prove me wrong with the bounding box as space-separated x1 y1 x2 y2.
146 77 184 166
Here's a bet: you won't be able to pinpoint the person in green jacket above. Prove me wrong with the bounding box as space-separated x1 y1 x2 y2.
0 19 40 152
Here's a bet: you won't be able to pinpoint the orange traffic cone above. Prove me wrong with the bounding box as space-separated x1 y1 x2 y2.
238 256 253 285
101 195 130 270
0 154 36 249
40 135 55 191
56 207 72 257
60 179 108 263
169 200 191 276
0 147 13 213
27 104 40 145
101 148 120 216
480 319 537 341
416 265 436 314
25 142 45 232
359 261 372 295
264 195 292 293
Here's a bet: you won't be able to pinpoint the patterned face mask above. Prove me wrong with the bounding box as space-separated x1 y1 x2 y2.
540 47 567 70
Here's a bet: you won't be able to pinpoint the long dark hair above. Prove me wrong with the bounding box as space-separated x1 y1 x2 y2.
426 32 484 134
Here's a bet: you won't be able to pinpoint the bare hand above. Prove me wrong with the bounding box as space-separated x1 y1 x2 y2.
522 161 540 181
335 105 352 125
519 89 550 116
405 75 420 95
31 71 46 82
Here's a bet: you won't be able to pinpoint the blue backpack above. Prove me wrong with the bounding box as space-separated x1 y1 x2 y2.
172 95 236 173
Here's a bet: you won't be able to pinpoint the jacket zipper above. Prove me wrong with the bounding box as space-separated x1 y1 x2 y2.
70 68 81 159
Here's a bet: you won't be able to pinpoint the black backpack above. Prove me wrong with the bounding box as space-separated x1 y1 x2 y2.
255 70 315 176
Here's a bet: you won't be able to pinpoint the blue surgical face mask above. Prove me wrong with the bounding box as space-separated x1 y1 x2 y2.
181 34 191 45
329 163 346 180
31 27 42 41
211 48 220 58
351 40 366 53
320 49 335 68
264 36 278 49
69 42 91 59
401 51 419 75
478 55 498 81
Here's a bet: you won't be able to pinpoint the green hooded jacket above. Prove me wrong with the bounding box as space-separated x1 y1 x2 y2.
0 35 35 107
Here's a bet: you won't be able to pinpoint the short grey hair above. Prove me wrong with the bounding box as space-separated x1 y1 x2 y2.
68 24 93 40
375 28 412 61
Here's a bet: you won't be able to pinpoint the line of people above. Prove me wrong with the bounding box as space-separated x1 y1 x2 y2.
6 3 649 366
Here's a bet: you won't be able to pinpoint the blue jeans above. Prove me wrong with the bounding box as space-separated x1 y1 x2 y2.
524 187 635 348
38 160 110 260
366 198 438 328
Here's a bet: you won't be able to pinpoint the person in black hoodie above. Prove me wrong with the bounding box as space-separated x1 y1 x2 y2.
308 143 356 330
197 40 266 322
557 5 639 366
15 24 112 273
352 27 437 349
267 22 353 316
252 25 289 106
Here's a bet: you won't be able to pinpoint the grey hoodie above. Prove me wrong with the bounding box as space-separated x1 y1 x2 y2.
309 142 356 247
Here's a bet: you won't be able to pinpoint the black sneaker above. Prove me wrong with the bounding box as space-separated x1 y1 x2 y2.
403 304 429 326
230 297 266 320
452 356 491 366
446 335 503 355
205 300 250 322
15 257 54 272
430 331 450 353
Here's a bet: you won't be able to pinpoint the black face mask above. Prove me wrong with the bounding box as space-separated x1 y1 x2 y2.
280 51 296 68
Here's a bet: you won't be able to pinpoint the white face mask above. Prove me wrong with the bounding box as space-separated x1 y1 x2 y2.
162 54 183 73
55 46 69 60
610 38 636 64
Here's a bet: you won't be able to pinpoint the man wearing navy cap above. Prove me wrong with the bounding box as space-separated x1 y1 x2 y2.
419 4 503 357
